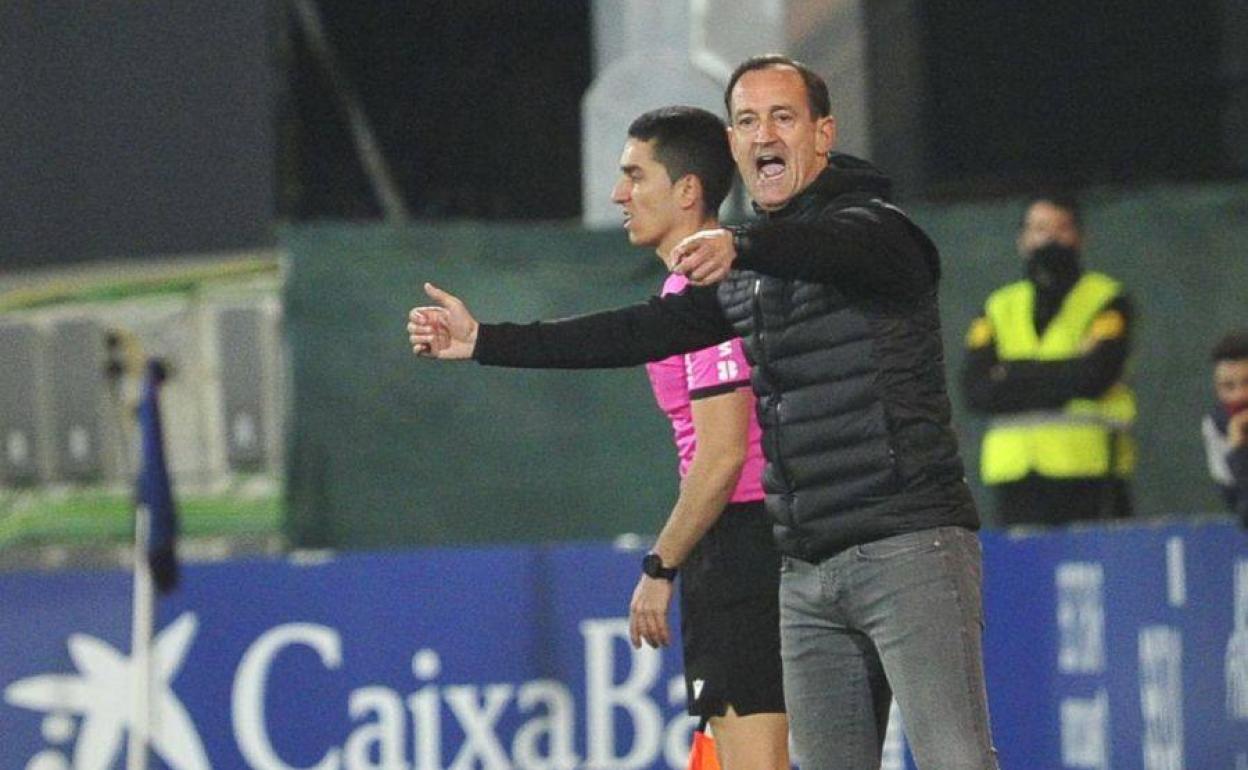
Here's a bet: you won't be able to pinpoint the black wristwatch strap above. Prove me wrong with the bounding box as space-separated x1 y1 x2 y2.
642 553 678 581
728 224 752 264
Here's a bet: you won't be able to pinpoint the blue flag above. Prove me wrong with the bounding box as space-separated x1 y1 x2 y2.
136 359 179 594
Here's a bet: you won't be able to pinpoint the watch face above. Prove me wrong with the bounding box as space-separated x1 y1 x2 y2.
642 554 661 576
642 554 674 579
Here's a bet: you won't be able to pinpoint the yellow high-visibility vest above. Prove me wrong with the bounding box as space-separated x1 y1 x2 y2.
980 272 1136 484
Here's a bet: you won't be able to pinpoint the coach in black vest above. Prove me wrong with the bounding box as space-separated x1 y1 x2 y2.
408 55 999 770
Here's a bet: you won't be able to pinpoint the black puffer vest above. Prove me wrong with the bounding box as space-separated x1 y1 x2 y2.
718 165 978 561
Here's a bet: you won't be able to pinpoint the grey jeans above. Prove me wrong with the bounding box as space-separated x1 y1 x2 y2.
780 526 999 770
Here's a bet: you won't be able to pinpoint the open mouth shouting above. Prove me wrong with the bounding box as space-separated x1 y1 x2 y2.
756 153 787 182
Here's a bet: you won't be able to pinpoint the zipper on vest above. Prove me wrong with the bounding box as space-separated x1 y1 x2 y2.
752 279 766 357
751 279 770 381
774 397 793 490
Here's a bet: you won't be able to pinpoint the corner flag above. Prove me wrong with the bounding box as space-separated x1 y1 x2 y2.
136 359 178 594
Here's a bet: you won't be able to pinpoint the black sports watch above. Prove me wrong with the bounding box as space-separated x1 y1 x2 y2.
641 553 678 581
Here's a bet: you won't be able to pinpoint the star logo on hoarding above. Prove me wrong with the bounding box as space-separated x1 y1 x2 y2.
3 613 209 770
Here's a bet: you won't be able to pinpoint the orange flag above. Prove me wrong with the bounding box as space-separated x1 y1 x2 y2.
687 722 722 770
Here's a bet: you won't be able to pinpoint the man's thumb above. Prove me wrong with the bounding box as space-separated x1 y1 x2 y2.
424 282 454 307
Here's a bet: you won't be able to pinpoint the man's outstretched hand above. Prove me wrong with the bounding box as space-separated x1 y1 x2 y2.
407 282 479 360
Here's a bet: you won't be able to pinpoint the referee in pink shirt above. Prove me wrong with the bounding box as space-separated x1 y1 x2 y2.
623 110 788 770
413 106 788 770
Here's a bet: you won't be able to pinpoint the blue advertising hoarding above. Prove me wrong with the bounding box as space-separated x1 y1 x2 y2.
1 519 1244 769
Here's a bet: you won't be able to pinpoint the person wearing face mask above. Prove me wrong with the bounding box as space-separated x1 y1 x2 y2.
1203 331 1248 525
962 195 1136 526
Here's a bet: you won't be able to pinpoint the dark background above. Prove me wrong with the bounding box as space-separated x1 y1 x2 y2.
0 2 275 269
283 0 592 220
2 1 1241 266
921 2 1232 195
285 1 1240 216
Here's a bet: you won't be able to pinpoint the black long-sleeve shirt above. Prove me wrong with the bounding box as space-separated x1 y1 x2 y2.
734 203 938 298
477 170 937 369
475 285 731 369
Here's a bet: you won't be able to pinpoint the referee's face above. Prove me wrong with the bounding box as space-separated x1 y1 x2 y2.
611 138 687 256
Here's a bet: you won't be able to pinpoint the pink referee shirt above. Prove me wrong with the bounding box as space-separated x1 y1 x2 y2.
644 273 766 503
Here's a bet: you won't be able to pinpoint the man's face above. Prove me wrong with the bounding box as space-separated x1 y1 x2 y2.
1214 359 1248 413
728 66 835 211
1018 201 1083 256
610 138 685 253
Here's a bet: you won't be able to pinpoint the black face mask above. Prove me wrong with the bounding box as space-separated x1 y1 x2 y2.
1025 243 1082 292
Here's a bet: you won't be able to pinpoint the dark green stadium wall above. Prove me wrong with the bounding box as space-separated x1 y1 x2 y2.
283 223 677 549
284 182 1248 548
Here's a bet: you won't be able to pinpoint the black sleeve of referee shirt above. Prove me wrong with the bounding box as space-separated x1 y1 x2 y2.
474 284 735 369
961 295 1133 414
732 203 938 299
688 379 752 400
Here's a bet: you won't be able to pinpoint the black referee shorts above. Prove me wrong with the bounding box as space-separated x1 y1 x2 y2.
679 500 785 718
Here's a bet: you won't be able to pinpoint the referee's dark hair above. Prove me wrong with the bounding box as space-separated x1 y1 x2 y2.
724 54 831 120
1212 330 1248 363
627 106 734 217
